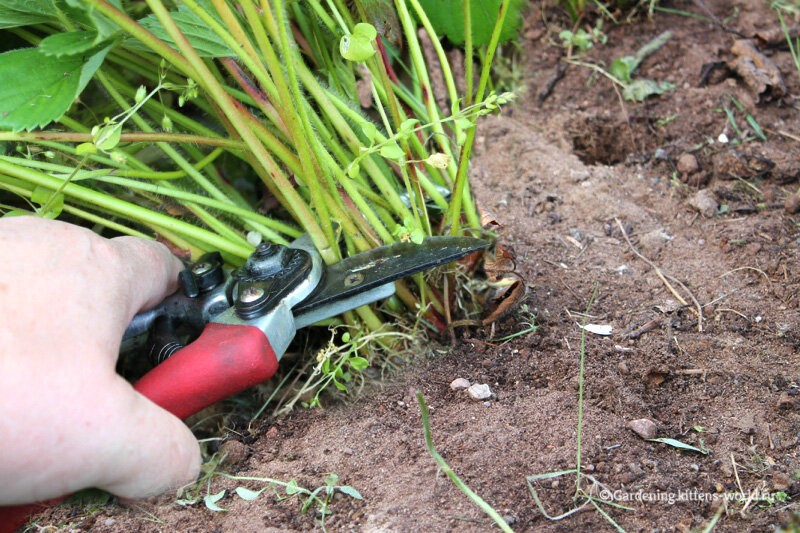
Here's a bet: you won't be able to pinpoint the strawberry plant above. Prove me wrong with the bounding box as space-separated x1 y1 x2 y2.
0 0 517 405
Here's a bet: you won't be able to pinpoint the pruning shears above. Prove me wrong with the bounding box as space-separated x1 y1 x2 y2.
0 235 487 532
126 235 488 419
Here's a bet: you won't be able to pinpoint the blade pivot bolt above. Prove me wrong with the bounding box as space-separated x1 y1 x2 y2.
240 286 265 303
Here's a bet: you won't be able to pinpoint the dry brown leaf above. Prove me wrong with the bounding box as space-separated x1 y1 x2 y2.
483 243 516 282
482 277 528 326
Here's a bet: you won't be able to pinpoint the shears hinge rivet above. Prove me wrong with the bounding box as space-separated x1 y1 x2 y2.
239 286 266 303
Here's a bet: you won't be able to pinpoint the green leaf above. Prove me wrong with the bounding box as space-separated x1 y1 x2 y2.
0 46 110 131
417 0 527 46
623 79 674 102
61 0 121 39
0 0 55 29
348 356 369 371
346 161 360 179
340 23 378 62
92 122 122 151
559 29 595 52
75 142 97 155
133 2 234 58
609 56 636 83
454 117 473 130
409 226 425 244
399 118 419 136
203 490 227 512
235 487 265 501
333 379 348 392
379 142 404 160
353 22 377 41
39 31 101 57
0 49 80 131
337 485 363 500
31 185 64 219
647 437 708 454
285 479 302 495
1 209 31 218
361 121 378 143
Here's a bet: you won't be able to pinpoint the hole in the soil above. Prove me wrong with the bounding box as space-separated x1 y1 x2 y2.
569 116 651 166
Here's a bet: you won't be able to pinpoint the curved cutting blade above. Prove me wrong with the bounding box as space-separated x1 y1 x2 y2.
292 236 489 321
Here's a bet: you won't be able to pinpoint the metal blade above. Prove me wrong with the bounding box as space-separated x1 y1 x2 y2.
292 236 489 319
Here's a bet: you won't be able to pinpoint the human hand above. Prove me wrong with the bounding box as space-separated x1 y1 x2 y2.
0 217 200 505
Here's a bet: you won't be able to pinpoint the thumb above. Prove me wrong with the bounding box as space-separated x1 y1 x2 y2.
94 377 201 499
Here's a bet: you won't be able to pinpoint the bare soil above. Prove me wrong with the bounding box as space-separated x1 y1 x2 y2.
28 1 800 531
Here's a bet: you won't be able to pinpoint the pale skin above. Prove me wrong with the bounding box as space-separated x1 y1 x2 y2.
0 217 200 505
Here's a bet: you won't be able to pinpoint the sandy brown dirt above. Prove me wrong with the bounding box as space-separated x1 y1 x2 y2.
27 0 800 531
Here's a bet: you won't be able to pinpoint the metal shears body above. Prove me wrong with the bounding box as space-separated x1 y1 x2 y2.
126 235 489 419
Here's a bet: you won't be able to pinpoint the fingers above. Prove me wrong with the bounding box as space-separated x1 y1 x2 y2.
107 236 184 316
93 377 201 499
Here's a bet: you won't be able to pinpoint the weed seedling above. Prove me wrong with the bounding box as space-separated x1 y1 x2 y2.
559 20 608 53
176 452 362 531
490 304 539 343
525 286 632 530
566 31 675 101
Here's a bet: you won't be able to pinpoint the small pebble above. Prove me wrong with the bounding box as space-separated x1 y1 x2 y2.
785 194 800 214
628 418 658 440
773 472 792 491
677 153 699 174
104 518 116 527
450 378 471 391
467 383 492 401
688 189 719 218
220 439 248 467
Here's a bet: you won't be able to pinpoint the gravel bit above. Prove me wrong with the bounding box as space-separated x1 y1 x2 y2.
450 377 471 391
467 383 493 401
688 189 719 218
677 153 699 174
628 418 658 440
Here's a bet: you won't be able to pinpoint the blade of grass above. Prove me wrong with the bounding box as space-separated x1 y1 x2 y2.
416 392 514 533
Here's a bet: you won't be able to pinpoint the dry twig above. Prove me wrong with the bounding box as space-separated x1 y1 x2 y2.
615 218 704 332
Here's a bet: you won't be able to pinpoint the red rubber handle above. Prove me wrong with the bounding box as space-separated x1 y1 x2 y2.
0 322 277 532
134 322 279 420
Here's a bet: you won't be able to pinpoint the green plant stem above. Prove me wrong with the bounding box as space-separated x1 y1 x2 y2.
0 159 251 257
575 284 599 496
90 176 298 242
417 392 514 532
141 0 332 260
448 0 511 234
0 131 244 149
94 71 251 247
86 0 200 80
463 0 474 106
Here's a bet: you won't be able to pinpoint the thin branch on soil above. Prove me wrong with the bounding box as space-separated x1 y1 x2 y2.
720 266 776 302
615 218 704 332
770 129 800 143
